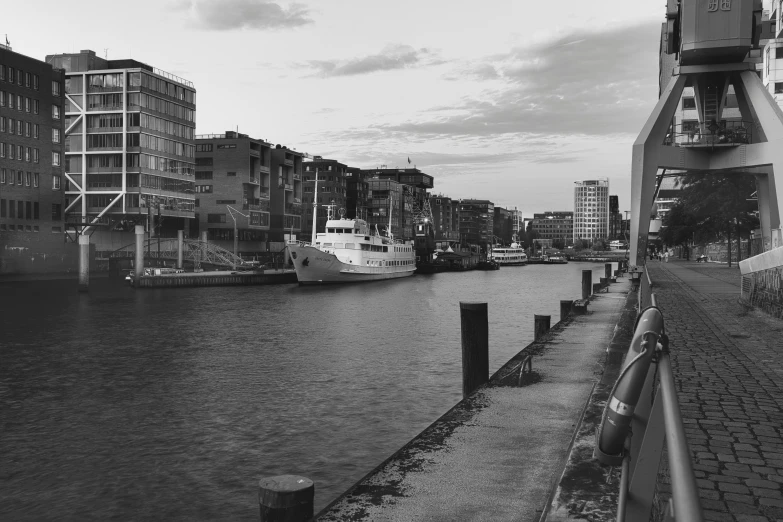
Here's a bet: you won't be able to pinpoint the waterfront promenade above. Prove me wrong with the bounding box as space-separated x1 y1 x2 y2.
316 277 634 521
647 260 783 521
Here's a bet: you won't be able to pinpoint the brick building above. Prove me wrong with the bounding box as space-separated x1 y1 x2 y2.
0 45 67 273
530 211 574 245
459 199 494 250
430 194 460 243
302 156 348 240
269 146 304 242
194 131 272 255
493 207 513 245
345 166 368 221
359 167 433 240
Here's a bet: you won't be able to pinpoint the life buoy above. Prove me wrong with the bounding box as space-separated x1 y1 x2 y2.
595 306 665 464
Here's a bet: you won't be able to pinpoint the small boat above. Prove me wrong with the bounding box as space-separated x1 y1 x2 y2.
528 254 568 265
489 243 528 266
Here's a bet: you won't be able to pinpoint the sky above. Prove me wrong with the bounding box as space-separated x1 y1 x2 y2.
7 0 665 216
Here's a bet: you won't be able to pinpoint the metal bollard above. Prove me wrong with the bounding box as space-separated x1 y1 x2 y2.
460 302 489 398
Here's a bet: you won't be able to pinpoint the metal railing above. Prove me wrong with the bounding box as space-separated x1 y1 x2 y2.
595 265 703 521
152 67 194 89
664 120 753 147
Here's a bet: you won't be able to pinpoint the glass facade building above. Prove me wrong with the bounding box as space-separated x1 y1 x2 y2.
573 179 609 242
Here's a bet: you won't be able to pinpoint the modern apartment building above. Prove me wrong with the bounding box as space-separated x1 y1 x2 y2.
366 178 404 238
302 156 348 239
359 167 434 240
608 195 623 240
194 131 272 254
269 146 303 242
430 194 460 242
573 179 609 242
530 211 573 244
0 45 67 273
459 199 494 250
45 49 196 251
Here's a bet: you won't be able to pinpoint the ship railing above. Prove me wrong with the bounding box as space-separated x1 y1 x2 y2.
596 264 703 521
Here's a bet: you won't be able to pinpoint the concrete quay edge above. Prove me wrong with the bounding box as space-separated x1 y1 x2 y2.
315 276 634 522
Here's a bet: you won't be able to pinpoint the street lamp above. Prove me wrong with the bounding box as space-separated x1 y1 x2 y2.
226 205 249 270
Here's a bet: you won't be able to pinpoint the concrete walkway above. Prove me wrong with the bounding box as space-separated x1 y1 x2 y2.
316 278 633 521
649 259 783 521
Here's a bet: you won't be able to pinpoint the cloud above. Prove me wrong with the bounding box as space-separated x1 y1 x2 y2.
385 21 663 138
306 45 443 77
174 0 313 30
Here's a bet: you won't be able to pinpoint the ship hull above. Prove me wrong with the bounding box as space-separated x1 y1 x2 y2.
287 244 416 285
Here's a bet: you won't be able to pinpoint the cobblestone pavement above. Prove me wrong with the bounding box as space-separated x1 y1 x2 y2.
649 260 783 522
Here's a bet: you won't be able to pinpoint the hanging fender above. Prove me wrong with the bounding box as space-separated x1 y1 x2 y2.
595 306 665 465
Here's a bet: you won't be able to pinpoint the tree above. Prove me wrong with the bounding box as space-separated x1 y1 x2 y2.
552 238 565 250
674 173 758 267
591 238 609 251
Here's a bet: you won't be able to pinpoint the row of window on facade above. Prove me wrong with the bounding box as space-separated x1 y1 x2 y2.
0 168 49 188
0 198 61 221
64 153 195 176
1 116 47 140
64 72 195 105
0 143 55 164
64 132 194 158
0 65 43 91
0 91 43 114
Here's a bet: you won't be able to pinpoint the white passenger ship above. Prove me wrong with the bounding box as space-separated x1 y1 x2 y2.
287 207 416 285
489 244 528 266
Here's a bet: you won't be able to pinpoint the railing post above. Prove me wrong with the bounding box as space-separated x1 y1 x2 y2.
460 302 489 398
177 230 184 269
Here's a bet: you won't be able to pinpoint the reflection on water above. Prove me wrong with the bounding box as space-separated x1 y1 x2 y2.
0 263 607 520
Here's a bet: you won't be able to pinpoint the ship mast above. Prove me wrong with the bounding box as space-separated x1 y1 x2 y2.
311 168 319 245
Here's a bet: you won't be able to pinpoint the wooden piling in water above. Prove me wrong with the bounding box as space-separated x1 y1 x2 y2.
78 234 90 293
534 314 551 340
459 302 489 398
581 270 592 300
258 475 313 522
560 300 572 322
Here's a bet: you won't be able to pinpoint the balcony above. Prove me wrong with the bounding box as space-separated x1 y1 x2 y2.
248 176 259 185
293 172 301 180
258 186 270 196
285 203 303 215
664 120 753 148
284 158 294 167
284 183 293 191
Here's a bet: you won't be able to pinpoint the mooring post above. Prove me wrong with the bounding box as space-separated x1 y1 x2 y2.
460 302 489 398
534 314 551 340
605 262 612 280
582 269 592 300
134 225 145 285
258 475 313 522
177 230 184 269
78 233 90 292
560 300 572 322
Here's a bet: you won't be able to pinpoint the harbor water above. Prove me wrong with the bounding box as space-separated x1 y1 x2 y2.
0 263 609 521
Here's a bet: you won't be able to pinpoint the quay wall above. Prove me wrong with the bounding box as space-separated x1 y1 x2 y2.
136 270 297 288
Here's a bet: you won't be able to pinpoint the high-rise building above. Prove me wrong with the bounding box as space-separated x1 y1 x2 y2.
269 146 304 242
194 131 272 255
459 199 494 250
0 45 67 273
302 156 348 239
45 49 196 251
573 179 609 242
530 211 573 245
608 195 623 240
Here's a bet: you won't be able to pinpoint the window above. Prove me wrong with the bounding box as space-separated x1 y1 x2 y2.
33 74 39 90
0 117 4 132
52 203 62 221
25 122 30 137
33 148 39 163
682 97 696 109
8 199 14 218
775 82 783 95
26 201 31 219
196 143 212 152
25 72 30 88
25 147 30 162
0 142 4 158
52 152 61 166
195 185 213 193
33 124 39 139
17 95 22 111
52 80 61 96
33 99 38 114
33 173 38 187
25 172 31 186
17 145 22 159
0 199 4 218
227 171 236 176
207 213 227 223
52 175 61 190
195 171 213 180
16 120 21 135
25 97 30 112
0 91 4 107
16 170 22 185
0 168 4 183
52 105 60 120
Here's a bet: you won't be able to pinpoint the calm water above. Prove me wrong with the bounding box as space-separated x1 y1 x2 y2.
0 263 607 521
